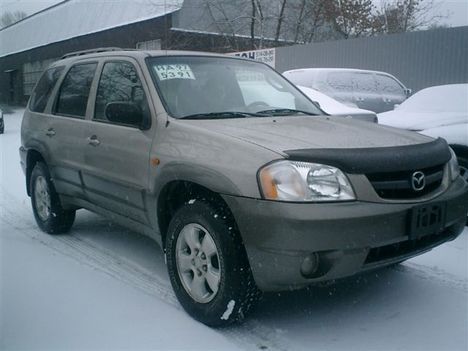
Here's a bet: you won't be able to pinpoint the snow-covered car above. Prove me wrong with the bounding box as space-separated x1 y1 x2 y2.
378 84 468 183
283 68 410 113
0 108 4 134
297 85 377 123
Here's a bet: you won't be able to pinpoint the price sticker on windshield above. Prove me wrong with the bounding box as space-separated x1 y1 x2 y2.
154 64 195 81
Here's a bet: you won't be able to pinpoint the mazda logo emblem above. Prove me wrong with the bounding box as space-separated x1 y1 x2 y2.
411 171 426 191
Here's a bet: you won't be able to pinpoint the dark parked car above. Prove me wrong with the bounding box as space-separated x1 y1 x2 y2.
283 68 411 113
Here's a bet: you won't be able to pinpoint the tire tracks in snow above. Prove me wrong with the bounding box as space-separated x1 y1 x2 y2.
2 188 466 350
391 261 468 293
0 189 289 351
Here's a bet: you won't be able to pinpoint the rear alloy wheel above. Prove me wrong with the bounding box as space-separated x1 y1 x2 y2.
166 200 261 327
30 162 75 234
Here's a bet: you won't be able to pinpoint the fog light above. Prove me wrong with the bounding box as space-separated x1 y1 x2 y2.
300 253 319 278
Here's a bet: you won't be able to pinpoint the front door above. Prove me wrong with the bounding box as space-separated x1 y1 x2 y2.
352 72 382 113
81 59 154 225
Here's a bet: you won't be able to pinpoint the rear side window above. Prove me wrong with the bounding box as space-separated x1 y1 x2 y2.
29 67 64 113
94 61 150 126
55 63 97 118
375 74 405 95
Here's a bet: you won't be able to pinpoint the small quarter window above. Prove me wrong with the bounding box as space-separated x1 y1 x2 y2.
29 67 64 113
56 63 97 118
94 61 150 127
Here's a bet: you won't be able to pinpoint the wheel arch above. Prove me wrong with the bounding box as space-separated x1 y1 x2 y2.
156 180 237 248
25 149 47 196
450 144 468 159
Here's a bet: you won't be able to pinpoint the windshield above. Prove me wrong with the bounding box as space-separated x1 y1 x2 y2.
147 56 323 118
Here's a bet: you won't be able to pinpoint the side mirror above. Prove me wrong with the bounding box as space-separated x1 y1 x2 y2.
404 88 412 97
105 102 145 128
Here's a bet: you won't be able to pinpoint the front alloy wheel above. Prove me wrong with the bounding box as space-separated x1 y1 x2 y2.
166 200 261 327
176 223 221 303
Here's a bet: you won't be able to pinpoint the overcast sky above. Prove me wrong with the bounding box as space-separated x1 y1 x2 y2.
1 0 467 27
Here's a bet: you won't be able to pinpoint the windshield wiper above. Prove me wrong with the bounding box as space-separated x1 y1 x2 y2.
179 111 261 120
255 108 319 116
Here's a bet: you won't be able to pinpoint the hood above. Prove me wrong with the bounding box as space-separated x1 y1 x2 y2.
175 116 433 156
378 110 468 131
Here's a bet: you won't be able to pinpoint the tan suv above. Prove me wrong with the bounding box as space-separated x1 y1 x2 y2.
20 48 468 327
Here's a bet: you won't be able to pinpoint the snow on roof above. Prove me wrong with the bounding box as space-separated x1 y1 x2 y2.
0 0 184 58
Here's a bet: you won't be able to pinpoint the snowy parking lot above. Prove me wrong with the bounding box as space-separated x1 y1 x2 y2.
1 109 467 351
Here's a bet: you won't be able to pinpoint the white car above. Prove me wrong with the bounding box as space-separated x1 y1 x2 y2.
297 85 378 123
378 84 468 182
283 68 410 113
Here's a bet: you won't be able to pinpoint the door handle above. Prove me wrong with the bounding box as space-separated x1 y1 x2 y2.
87 135 100 147
45 128 56 137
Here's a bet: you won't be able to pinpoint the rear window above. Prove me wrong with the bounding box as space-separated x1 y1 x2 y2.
29 66 64 113
55 63 97 118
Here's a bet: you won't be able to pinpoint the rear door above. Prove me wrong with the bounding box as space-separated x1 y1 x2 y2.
81 59 154 224
48 61 98 199
323 71 355 106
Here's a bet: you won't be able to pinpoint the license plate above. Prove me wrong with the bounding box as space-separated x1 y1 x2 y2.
409 202 446 240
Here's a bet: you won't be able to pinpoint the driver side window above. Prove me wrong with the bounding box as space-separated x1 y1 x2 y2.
94 61 150 126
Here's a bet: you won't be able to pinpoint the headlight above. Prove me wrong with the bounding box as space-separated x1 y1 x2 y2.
258 160 355 202
449 148 460 181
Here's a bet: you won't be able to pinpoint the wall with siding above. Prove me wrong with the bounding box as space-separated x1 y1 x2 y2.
275 26 468 93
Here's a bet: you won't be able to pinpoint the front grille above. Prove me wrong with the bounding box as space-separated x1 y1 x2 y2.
364 229 456 265
366 164 444 200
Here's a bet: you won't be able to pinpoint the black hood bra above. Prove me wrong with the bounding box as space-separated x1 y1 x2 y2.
285 138 451 174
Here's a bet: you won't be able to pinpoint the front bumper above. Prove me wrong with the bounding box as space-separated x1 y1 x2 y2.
222 177 468 291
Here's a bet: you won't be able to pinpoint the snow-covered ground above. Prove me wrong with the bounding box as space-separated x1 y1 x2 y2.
1 109 467 351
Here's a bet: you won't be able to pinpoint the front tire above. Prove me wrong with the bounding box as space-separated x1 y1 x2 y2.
457 156 468 225
30 162 75 234
165 200 260 327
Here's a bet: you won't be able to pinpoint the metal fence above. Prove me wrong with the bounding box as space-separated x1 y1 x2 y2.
275 26 468 93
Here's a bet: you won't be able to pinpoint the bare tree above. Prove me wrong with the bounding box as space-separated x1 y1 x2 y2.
0 10 27 28
274 0 288 42
322 0 376 39
289 0 329 43
374 0 448 34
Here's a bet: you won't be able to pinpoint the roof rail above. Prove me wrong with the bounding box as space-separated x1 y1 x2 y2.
61 47 124 59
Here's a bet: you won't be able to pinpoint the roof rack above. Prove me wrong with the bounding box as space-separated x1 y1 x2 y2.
61 47 124 59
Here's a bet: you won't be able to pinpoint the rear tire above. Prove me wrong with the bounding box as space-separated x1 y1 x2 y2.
30 162 75 234
165 200 261 327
